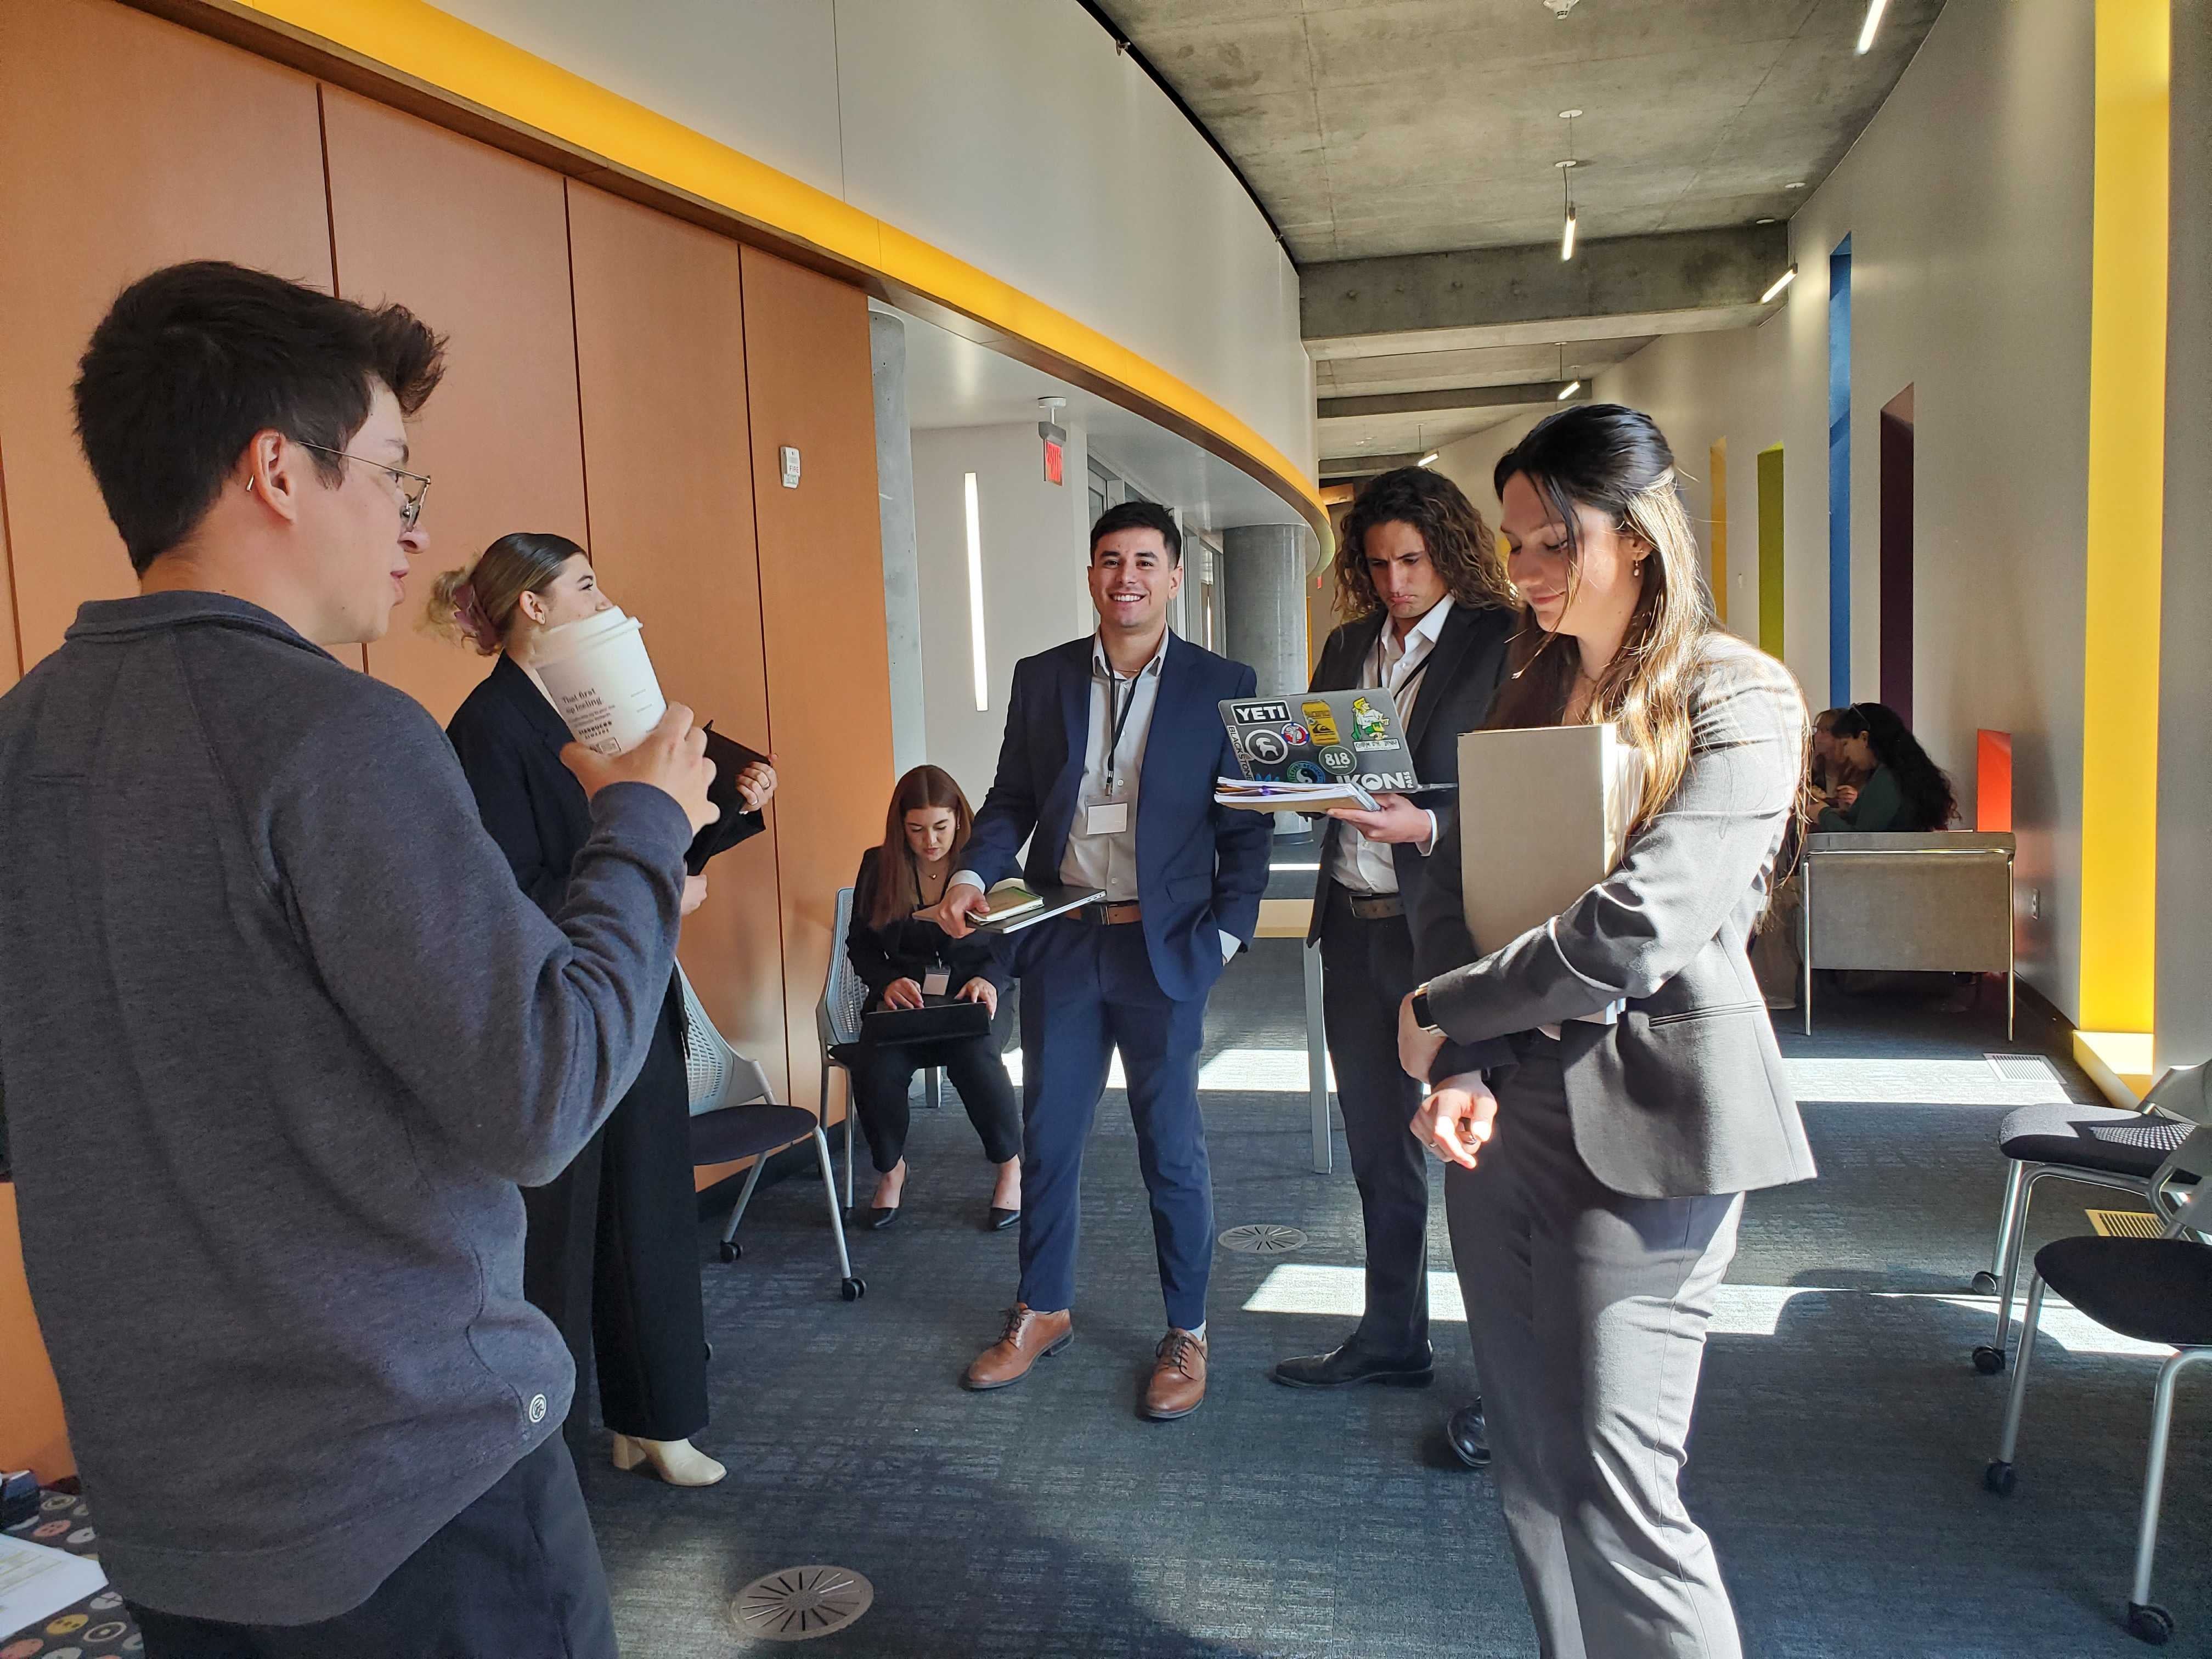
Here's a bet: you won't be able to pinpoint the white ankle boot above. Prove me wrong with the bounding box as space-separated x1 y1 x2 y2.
610 1432 727 1487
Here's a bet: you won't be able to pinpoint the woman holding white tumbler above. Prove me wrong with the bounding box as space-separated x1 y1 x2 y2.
433 533 776 1489
1400 405 1814 1658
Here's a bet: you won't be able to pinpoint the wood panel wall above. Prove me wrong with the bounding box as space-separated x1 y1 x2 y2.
1 455 19 692
0 0 896 1477
323 87 590 724
565 183 792 1129
740 248 896 1123
0 0 335 670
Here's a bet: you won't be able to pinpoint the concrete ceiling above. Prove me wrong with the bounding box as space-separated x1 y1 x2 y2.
1095 0 1945 469
1098 0 1946 263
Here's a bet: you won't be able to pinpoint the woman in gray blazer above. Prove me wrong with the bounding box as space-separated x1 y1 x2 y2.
1402 404 1814 1659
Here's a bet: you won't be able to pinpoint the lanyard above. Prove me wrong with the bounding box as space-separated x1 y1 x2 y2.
1374 633 1435 701
1103 668 1142 795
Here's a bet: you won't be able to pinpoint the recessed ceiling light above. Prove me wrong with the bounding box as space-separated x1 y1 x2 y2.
1785 181 1806 190
1756 217 1778 225
1559 108 1583 120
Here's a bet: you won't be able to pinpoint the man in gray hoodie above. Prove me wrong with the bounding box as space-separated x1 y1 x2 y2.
0 261 716 1657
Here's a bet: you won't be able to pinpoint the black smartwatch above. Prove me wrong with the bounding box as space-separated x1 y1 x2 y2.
1410 985 1441 1034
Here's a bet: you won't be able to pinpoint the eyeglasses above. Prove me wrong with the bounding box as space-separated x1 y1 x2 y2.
295 441 433 531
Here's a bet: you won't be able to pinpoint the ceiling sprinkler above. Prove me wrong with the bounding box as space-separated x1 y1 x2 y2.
1543 0 1582 16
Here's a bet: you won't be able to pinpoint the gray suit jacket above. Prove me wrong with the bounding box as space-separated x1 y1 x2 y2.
1412 633 1818 1199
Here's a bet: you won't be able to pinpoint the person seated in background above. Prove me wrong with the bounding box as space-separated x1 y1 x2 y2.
1817 702 1957 832
846 765 1022 1232
1754 701 1962 1006
1809 707 1858 802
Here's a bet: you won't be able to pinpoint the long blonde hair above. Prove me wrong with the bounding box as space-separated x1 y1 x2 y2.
424 532 584 655
1483 404 1732 828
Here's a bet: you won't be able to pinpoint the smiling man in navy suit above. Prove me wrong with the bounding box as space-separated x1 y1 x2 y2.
930 501 1272 1421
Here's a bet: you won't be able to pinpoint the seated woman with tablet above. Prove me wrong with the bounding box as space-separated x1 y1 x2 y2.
845 766 1022 1232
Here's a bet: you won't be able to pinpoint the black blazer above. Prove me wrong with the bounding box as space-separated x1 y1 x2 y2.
846 846 1008 1006
1305 600 1518 944
445 655 766 1132
447 654 764 914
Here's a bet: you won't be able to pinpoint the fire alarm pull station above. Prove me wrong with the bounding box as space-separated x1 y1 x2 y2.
780 446 801 488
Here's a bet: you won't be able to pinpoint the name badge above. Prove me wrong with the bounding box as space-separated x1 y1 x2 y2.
922 968 951 996
1082 799 1131 837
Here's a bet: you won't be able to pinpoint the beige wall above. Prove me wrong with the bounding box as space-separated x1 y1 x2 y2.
2155 0 2212 1069
912 421 1096 806
431 0 1316 483
1438 0 2095 1019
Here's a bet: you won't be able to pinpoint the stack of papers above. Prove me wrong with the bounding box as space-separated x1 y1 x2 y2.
1215 776 1380 814
0 1532 107 1636
982 878 1045 921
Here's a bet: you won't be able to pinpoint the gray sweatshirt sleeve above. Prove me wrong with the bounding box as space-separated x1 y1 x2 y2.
266 696 693 1186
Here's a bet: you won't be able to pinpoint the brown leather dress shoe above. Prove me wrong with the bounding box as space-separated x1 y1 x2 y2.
961 1303 1074 1391
1142 1328 1208 1420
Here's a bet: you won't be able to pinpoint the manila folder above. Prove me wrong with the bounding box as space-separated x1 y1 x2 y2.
1455 723 1643 953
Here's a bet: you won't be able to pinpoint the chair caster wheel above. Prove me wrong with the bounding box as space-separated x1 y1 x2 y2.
1972 1345 2006 1374
1971 1270 2000 1294
1983 1460 2015 1497
2126 1603 2174 1645
841 1277 866 1302
719 1241 741 1263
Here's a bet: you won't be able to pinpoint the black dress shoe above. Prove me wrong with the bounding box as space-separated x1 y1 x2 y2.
1271 1342 1435 1389
988 1206 1020 1232
1447 1399 1491 1469
868 1205 900 1231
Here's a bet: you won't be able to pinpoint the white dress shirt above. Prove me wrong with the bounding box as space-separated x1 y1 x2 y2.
1327 596 1449 896
959 629 1239 961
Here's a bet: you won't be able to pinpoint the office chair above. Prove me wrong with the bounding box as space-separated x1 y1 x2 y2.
678 967 863 1302
1984 1119 2210 1646
1971 1059 2207 1374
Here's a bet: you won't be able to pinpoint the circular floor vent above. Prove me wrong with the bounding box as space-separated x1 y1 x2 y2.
732 1565 874 1642
1220 1223 1307 1255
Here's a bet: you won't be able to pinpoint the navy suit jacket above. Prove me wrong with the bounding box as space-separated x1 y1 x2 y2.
961 633 1273 1004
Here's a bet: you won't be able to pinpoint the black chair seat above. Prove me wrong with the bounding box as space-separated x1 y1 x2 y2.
826 1041 865 1066
689 1103 821 1166
1998 1103 2191 1177
2035 1235 2212 1347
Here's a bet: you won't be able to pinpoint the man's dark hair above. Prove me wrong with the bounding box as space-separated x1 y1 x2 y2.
1088 499 1181 566
73 261 447 573
1336 466 1515 618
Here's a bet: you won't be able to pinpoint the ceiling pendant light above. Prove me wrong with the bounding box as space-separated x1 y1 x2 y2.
1558 110 1582 262
1761 265 1799 303
1855 0 1889 55
1554 343 1579 401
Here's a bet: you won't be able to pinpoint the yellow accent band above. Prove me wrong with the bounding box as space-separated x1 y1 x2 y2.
2079 0 2169 1033
230 0 1321 525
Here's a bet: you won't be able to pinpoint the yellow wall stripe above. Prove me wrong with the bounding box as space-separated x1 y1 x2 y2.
2078 0 2170 1034
230 0 1322 524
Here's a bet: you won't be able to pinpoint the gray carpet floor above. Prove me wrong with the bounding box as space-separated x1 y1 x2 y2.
583 940 2211 1657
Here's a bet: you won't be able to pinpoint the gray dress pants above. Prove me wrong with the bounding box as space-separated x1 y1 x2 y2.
1445 1036 1745 1658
